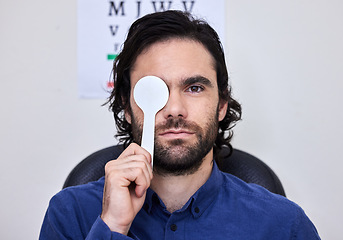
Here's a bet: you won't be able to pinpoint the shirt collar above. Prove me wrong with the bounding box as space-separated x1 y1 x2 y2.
144 161 224 218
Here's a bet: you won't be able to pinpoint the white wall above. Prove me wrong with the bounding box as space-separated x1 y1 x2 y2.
0 1 341 239
227 1 343 239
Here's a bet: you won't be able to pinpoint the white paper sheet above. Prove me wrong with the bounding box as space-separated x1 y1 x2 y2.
77 0 226 98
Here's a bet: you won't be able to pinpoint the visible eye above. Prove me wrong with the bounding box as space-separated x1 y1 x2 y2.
186 85 204 93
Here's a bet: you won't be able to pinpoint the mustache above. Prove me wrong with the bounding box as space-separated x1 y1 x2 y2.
155 118 201 133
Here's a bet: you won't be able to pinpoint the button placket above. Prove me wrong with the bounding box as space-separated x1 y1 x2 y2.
164 213 186 239
170 223 177 231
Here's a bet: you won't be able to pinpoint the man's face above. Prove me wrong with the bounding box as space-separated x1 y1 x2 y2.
126 39 227 175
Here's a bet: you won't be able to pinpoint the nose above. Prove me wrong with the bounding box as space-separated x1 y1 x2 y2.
162 91 188 119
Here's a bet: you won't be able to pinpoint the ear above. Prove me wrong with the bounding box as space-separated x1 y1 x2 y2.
218 100 228 122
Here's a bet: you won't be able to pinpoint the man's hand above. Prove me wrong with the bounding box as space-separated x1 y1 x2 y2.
101 143 153 235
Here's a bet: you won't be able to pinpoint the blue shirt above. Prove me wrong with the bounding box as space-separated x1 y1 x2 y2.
40 163 320 239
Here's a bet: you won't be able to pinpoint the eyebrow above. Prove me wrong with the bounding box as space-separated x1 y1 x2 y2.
181 76 215 88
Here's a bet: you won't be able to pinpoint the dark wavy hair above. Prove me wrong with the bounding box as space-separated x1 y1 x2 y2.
106 10 241 155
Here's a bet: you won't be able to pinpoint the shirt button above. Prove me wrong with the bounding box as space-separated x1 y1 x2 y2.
170 224 177 231
194 207 200 213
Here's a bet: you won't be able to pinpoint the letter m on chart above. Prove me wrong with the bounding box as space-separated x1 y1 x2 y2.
109 1 125 16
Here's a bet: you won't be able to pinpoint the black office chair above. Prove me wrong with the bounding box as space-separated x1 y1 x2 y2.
63 145 286 197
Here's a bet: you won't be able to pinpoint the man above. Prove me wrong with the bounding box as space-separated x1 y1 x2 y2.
40 11 320 239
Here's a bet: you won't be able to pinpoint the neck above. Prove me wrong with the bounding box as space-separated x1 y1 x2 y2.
150 149 214 213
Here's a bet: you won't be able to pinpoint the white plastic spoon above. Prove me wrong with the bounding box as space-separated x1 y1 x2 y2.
133 76 169 166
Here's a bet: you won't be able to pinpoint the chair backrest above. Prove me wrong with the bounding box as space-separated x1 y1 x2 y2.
63 145 286 197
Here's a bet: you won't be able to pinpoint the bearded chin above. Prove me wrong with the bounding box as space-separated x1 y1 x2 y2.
153 134 214 176
130 111 219 176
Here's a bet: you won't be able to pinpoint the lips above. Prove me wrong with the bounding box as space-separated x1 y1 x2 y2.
155 118 199 140
158 129 195 139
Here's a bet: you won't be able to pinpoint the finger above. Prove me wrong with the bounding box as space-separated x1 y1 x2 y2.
108 153 153 181
106 157 152 194
119 143 152 164
123 166 151 197
118 155 153 180
135 184 147 198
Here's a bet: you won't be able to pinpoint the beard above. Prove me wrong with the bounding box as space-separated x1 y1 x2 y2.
130 109 219 176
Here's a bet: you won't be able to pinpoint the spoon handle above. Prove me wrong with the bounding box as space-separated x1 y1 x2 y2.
141 113 156 166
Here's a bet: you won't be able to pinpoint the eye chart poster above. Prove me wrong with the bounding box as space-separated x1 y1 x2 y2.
78 0 226 98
